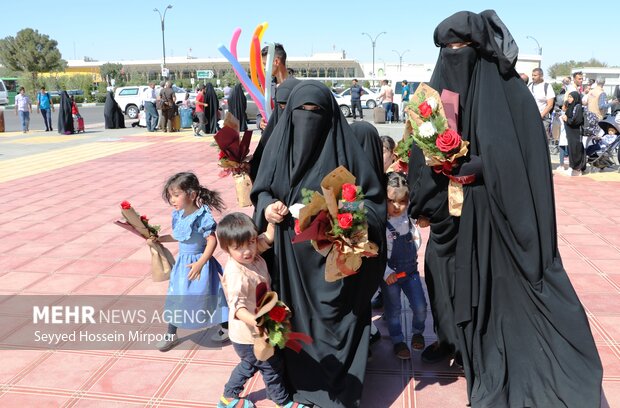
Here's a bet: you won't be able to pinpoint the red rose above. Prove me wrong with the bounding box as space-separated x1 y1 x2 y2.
418 101 432 118
268 305 287 323
337 213 353 229
120 201 131 209
294 219 301 235
140 215 149 222
341 183 357 202
218 150 226 160
435 129 462 153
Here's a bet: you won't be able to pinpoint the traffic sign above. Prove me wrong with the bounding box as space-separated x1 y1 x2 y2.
196 70 214 79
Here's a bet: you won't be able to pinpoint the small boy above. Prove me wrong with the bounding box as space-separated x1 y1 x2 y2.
216 213 307 408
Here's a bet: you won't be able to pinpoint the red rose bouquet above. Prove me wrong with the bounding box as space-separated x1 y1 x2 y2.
400 83 470 216
213 112 253 207
253 283 312 361
114 201 175 282
292 166 379 282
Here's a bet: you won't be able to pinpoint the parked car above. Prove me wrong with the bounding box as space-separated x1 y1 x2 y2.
337 87 380 117
219 93 259 122
0 79 8 105
115 85 191 119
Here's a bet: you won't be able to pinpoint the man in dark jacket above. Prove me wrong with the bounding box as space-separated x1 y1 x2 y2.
350 79 364 120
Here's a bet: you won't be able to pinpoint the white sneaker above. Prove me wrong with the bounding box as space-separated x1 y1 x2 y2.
211 326 229 342
571 169 582 177
156 334 179 352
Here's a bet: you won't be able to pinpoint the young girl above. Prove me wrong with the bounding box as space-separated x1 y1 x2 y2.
561 91 586 176
152 172 228 351
380 135 396 172
383 172 427 360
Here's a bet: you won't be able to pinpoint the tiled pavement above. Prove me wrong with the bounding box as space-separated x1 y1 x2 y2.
0 126 618 407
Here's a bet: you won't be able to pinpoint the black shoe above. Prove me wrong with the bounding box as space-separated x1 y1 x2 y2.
369 327 381 346
421 341 452 364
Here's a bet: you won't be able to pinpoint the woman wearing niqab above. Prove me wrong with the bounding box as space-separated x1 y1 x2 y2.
251 80 386 408
415 10 601 407
228 84 248 132
204 83 219 134
249 77 301 182
58 91 74 134
104 91 125 129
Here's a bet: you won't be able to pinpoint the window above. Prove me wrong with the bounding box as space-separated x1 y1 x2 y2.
119 88 138 96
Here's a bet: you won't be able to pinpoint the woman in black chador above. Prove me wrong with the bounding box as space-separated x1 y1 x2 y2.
412 10 601 407
251 80 386 408
57 91 74 134
204 83 219 134
104 91 125 129
227 84 247 131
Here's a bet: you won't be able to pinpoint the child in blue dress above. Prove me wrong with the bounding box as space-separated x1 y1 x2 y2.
152 172 228 351
382 172 427 360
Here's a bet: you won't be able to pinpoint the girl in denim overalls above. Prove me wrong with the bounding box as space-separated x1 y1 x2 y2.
382 172 428 360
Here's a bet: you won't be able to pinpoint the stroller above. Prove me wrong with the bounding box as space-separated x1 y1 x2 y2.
585 116 620 171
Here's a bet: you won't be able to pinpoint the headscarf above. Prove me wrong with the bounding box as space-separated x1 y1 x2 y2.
566 90 582 119
228 84 247 131
204 83 219 133
249 77 300 182
349 121 384 185
58 91 74 134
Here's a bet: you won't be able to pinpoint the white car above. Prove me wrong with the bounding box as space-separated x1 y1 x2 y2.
114 85 190 119
337 87 379 117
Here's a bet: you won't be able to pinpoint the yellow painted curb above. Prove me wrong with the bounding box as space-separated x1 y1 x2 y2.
0 142 152 183
2 135 82 144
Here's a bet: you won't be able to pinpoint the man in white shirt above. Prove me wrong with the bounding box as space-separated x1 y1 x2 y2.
529 68 555 140
141 82 159 132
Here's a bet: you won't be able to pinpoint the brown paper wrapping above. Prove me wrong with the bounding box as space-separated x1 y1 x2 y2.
253 332 275 361
407 83 446 127
118 207 174 282
448 180 464 217
233 173 253 207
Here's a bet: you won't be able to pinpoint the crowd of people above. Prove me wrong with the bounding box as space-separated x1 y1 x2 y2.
141 10 604 408
523 67 620 176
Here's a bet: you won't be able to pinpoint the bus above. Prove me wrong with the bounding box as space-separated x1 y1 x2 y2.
0 77 19 105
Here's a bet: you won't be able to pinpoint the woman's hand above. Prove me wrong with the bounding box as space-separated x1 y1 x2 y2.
187 262 203 281
561 114 567 122
265 201 289 224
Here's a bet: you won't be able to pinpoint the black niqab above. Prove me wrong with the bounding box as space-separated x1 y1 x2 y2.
104 91 125 129
58 91 74 134
204 83 219 134
250 80 386 408
249 77 301 182
228 84 247 132
349 121 384 184
418 10 601 407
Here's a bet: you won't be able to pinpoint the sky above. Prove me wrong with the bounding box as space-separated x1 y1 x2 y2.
2 0 618 74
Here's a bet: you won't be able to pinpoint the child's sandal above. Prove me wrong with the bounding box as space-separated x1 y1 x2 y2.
217 396 255 408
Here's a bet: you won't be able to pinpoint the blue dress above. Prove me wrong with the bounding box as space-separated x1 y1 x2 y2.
165 206 228 329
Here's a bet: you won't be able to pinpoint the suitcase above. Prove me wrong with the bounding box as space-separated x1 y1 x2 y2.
373 106 386 124
171 114 181 132
180 107 193 128
73 114 85 133
0 107 5 132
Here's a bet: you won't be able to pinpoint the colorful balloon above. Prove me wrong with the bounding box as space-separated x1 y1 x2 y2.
253 35 266 92
263 43 275 120
230 28 242 59
217 44 266 119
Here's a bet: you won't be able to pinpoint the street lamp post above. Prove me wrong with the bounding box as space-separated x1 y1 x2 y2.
362 31 386 86
392 49 410 72
526 35 542 55
154 5 173 76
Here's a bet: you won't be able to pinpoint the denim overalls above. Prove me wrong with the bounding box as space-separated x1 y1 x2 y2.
380 218 427 344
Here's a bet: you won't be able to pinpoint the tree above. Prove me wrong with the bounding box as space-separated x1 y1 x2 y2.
0 28 66 92
548 58 607 78
100 63 124 86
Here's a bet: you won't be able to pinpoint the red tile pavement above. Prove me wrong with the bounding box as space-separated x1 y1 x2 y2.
0 131 618 407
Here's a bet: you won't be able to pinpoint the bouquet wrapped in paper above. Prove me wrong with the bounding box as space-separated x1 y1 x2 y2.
214 112 253 207
291 166 379 282
253 283 312 361
114 201 175 282
399 83 478 216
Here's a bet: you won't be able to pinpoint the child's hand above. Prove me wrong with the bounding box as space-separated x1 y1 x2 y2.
385 272 399 285
186 262 203 280
265 201 289 224
417 216 430 228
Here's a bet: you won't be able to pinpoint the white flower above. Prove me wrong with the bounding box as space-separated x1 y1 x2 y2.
426 97 438 111
418 122 437 138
